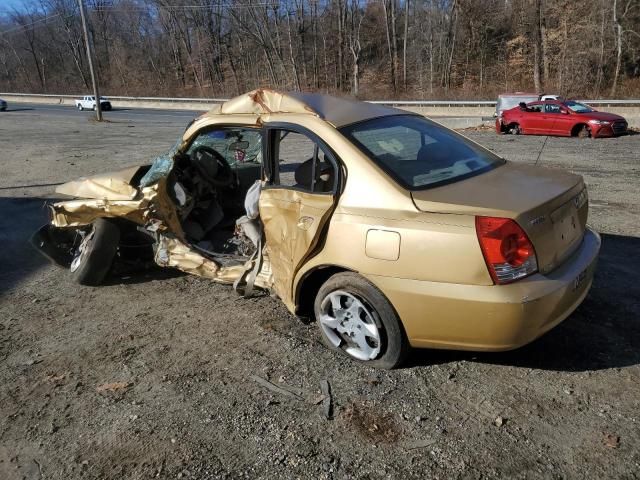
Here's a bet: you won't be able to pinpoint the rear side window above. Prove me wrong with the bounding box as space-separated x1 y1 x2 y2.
340 115 504 190
499 96 537 112
545 103 562 114
267 129 336 193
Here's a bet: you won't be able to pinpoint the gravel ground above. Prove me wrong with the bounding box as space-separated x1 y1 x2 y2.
0 110 639 479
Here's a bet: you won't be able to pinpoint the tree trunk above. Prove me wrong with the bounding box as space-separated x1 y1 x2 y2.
403 0 410 91
610 0 622 97
533 0 543 92
286 12 302 91
383 0 397 93
541 0 549 86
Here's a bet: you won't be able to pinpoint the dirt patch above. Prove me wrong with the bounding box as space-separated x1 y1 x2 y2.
341 402 401 444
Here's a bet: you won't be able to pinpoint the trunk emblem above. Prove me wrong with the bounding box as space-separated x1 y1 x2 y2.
530 215 546 226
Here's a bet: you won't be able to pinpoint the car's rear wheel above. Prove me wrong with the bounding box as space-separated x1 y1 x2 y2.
70 218 120 286
577 124 591 138
314 272 409 369
509 123 521 135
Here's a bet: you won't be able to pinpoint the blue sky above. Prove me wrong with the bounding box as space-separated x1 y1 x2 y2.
0 0 28 13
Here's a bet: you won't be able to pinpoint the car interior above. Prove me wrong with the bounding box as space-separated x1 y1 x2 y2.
165 127 336 266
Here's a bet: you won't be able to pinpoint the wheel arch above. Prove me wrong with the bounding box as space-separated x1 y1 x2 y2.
571 123 589 137
294 264 357 318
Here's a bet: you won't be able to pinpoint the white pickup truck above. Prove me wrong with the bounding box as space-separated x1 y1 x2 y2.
75 96 112 111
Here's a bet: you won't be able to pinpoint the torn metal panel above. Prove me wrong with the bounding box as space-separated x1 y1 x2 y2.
55 166 142 200
154 235 273 289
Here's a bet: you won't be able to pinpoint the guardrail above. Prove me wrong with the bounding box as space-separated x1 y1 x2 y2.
2 92 640 106
0 92 228 103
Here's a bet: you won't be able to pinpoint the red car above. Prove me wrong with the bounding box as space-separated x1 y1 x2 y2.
496 100 628 138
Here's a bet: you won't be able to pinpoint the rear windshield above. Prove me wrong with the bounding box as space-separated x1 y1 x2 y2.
340 115 504 190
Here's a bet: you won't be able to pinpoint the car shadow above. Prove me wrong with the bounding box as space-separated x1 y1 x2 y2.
0 197 53 296
4 108 35 112
104 266 185 286
407 233 640 372
0 182 63 191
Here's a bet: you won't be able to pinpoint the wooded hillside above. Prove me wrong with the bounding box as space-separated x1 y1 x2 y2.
1 0 639 99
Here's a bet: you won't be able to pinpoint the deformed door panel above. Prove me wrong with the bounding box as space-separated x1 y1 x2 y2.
259 188 334 309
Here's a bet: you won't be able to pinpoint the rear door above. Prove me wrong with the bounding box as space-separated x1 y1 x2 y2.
520 103 544 133
259 125 339 308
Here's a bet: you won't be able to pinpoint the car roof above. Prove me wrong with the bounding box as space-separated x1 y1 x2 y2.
201 88 409 128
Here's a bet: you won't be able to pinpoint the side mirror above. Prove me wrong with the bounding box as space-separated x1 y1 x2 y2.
561 109 569 115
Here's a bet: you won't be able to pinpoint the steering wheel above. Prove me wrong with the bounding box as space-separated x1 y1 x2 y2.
189 145 234 188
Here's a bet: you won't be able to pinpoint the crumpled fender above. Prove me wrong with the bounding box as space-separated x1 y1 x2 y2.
55 165 143 200
50 179 183 233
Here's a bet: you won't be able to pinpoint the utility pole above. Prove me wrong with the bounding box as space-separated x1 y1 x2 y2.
77 0 102 121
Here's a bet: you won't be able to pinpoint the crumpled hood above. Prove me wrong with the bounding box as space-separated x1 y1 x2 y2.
55 165 142 200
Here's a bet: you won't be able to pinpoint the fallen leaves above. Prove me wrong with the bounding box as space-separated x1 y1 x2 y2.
493 416 505 427
603 433 620 449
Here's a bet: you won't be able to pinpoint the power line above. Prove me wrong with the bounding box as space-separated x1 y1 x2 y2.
0 12 64 37
0 2 280 37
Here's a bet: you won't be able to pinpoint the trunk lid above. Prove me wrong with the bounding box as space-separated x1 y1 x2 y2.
411 162 587 274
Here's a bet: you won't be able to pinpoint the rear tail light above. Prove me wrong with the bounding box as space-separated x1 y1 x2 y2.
475 216 538 284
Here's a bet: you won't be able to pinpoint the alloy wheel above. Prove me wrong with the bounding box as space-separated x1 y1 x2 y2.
318 290 382 361
70 228 95 273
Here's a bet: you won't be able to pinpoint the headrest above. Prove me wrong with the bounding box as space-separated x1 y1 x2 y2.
294 158 315 186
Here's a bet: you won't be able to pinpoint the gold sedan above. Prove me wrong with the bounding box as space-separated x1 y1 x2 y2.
32 89 600 368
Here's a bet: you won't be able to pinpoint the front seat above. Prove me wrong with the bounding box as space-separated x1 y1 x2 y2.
294 158 334 192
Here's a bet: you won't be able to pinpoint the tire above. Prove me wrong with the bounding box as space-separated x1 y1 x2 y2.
577 124 591 138
93 105 97 111
78 104 83 111
509 123 521 135
314 272 409 369
69 218 120 286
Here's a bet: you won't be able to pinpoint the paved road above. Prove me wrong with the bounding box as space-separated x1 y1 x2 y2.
3 102 201 124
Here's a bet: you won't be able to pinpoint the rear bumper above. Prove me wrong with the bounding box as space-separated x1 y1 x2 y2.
365 227 601 351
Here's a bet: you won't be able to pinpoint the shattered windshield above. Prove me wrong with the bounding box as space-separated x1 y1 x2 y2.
139 137 181 187
340 115 504 190
187 128 262 166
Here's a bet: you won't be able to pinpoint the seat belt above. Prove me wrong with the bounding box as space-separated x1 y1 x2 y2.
233 224 264 297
